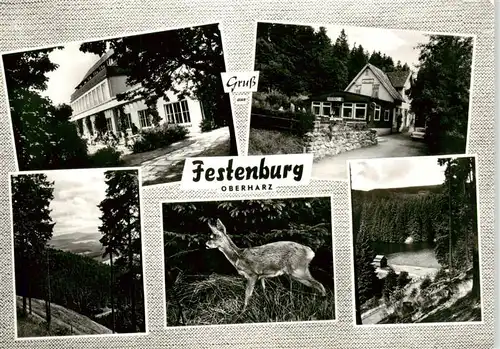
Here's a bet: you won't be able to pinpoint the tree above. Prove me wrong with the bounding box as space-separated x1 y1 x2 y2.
438 157 480 298
255 24 348 97
79 24 237 155
407 35 473 154
98 169 143 333
11 174 55 316
348 44 369 81
3 49 89 170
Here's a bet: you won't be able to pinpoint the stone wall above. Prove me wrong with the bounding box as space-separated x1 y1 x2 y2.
304 119 378 161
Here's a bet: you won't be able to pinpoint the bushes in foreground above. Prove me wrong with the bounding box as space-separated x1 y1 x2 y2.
251 106 315 137
130 125 189 154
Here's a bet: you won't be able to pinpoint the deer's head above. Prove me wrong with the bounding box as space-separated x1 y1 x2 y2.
206 219 228 249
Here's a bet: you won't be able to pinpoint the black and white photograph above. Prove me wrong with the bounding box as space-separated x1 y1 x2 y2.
11 168 146 337
2 23 237 186
162 197 335 326
248 23 474 180
349 155 481 325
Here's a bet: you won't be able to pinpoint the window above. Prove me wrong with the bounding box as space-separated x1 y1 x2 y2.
312 102 332 117
164 101 191 124
106 117 113 131
181 100 191 123
312 102 321 116
355 85 361 94
322 103 331 117
384 110 390 121
372 84 380 98
124 113 132 128
342 103 353 118
374 105 381 121
354 103 367 120
138 110 152 128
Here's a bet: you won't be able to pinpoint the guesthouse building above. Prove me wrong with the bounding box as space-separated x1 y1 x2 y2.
310 64 415 135
69 49 205 140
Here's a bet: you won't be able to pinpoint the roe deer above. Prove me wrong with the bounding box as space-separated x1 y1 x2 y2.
206 219 326 310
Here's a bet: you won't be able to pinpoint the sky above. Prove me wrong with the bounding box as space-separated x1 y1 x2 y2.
40 42 100 105
349 156 447 191
44 168 108 237
314 25 430 71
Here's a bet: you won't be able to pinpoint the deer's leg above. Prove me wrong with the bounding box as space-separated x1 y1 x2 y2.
291 268 326 296
243 277 257 310
260 278 266 292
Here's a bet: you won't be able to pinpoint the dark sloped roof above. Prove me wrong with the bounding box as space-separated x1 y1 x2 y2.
75 49 115 90
386 70 411 89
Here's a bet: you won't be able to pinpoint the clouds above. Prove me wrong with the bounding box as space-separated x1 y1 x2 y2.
46 169 107 236
40 42 100 105
350 157 446 191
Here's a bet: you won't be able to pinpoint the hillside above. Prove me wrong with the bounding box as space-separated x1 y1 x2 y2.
353 184 443 198
16 296 112 337
374 269 481 324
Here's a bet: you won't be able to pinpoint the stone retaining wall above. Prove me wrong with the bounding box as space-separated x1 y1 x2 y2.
304 119 378 161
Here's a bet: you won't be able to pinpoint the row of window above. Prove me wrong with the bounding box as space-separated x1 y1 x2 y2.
312 101 390 121
100 100 193 132
73 83 108 114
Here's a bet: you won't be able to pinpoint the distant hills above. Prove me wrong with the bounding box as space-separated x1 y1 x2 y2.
49 232 109 263
353 184 443 198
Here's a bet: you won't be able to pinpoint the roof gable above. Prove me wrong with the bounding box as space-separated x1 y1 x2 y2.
345 63 403 102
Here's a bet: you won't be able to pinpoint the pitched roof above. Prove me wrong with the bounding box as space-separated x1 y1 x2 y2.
345 63 404 102
365 64 403 101
75 49 115 90
386 70 411 89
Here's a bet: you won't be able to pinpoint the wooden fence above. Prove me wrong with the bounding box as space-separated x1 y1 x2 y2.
250 113 299 133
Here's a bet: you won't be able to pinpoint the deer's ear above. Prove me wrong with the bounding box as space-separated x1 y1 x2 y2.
216 219 226 233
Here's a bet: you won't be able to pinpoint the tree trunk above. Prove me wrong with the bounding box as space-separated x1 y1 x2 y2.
46 249 51 331
463 177 469 265
349 163 363 325
448 174 452 276
469 163 480 299
110 253 115 334
128 227 137 332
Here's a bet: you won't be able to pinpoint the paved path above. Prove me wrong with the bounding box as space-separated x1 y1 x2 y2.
311 133 429 181
133 127 231 186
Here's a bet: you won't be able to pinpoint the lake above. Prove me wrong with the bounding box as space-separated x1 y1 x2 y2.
371 241 441 269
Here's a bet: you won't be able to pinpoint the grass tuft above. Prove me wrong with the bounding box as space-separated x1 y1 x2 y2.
166 274 335 326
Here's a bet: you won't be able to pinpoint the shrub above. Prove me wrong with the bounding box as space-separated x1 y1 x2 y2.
265 90 290 110
200 118 219 133
130 125 189 154
397 271 411 288
420 275 432 290
434 268 448 282
88 147 124 167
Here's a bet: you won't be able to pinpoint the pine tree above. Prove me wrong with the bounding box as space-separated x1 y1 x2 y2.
11 174 55 318
98 169 143 333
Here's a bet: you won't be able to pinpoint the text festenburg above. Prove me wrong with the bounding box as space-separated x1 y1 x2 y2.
180 154 313 191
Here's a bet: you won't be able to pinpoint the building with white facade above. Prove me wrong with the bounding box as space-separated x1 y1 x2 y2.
69 49 205 140
310 63 415 136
